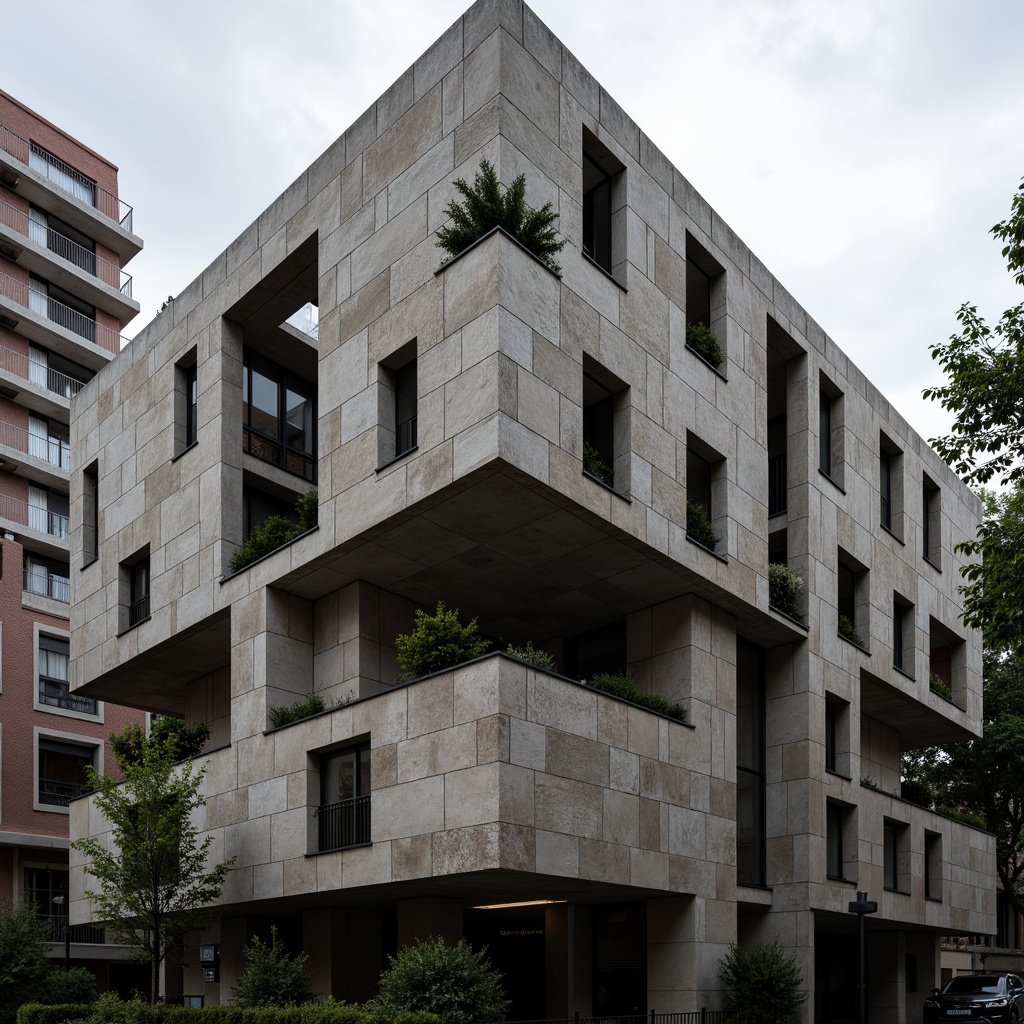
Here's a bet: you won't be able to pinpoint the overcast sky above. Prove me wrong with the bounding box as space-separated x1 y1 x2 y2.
4 0 1023 448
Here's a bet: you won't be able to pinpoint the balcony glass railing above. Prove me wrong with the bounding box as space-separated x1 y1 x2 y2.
0 341 86 398
0 198 132 296
318 794 371 851
0 122 133 231
24 567 70 603
0 270 126 351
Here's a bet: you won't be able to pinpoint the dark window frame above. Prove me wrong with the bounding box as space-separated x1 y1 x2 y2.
736 641 766 887
319 743 372 851
38 633 96 715
394 359 417 458
129 557 150 628
37 737 94 807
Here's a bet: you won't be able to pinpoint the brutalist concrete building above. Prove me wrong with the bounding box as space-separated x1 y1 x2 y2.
67 2 993 1020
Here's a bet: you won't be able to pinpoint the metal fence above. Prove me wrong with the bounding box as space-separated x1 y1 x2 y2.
318 794 371 851
507 1012 730 1024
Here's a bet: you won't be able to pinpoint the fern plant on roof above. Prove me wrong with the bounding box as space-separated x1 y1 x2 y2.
437 159 566 272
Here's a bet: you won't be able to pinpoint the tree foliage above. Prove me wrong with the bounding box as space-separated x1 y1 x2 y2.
365 936 509 1024
111 717 209 768
71 726 233 1003
436 159 566 272
925 177 1024 486
231 925 317 1007
719 940 806 1024
394 602 489 681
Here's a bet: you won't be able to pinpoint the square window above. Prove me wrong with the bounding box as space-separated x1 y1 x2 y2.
36 735 95 809
319 744 371 851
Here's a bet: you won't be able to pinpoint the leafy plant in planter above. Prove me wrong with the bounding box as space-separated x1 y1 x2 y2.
436 159 567 272
269 691 353 728
686 321 724 368
838 613 863 646
229 487 318 572
395 601 490 681
768 563 804 619
686 498 720 550
505 641 555 671
583 440 614 485
719 939 806 1024
587 671 687 723
930 673 954 702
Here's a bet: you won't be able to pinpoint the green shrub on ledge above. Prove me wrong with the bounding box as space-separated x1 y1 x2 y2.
436 159 566 272
229 488 317 572
768 563 804 619
395 602 489 681
838 614 863 646
686 498 720 551
582 441 614 486
504 642 555 671
930 673 954 702
587 671 687 723
685 322 723 367
268 692 353 729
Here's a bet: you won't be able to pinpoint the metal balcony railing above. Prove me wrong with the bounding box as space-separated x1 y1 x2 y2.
0 122 133 231
768 453 787 516
243 425 317 482
38 775 86 805
0 198 133 296
0 418 71 470
318 794 371 851
39 679 96 715
0 270 127 351
0 491 70 539
0 340 86 398
42 917 106 945
128 593 150 627
23 567 70 603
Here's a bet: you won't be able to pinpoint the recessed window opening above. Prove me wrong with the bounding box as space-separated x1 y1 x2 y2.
883 819 908 892
894 595 914 675
736 641 766 886
242 351 316 482
819 375 845 485
394 360 417 458
925 831 942 899
880 433 904 537
583 372 615 486
837 549 868 646
24 554 70 603
129 558 150 628
82 461 98 566
564 620 625 680
825 700 837 772
319 744 371 851
923 475 941 567
826 801 846 879
38 738 93 807
687 435 725 553
582 153 612 272
39 634 95 715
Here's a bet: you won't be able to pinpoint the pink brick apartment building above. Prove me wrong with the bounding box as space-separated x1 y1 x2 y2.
0 88 146 992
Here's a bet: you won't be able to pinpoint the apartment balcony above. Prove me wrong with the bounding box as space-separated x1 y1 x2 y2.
0 197 139 323
24 565 70 604
0 270 124 369
0 122 141 263
0 339 87 419
0 418 70 487
0 491 70 559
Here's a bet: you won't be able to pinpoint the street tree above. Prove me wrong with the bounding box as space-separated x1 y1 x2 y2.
71 724 232 1004
925 176 1024 486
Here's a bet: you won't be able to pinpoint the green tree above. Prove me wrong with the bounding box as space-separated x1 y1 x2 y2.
231 925 317 1006
719 939 806 1024
925 176 1024 486
394 602 489 681
0 895 49 1024
71 725 233 1004
366 936 509 1023
111 717 209 768
436 159 566 271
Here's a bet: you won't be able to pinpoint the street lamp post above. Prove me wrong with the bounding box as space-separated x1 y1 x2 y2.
848 890 878 1024
51 893 70 969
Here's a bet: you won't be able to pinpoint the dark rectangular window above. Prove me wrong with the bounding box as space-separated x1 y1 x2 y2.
582 372 615 487
394 360 417 457
819 391 832 477
319 744 371 851
923 476 941 567
242 352 316 481
826 802 845 879
736 641 765 886
39 634 96 715
83 462 98 566
582 152 612 272
893 597 904 670
880 448 892 530
24 555 70 603
883 820 900 891
825 701 837 772
38 738 93 806
925 832 941 899
129 558 150 627
186 364 198 447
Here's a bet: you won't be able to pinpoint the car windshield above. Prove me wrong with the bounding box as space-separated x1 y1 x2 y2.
943 976 1005 995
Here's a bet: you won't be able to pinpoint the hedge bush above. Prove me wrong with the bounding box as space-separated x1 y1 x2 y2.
587 671 687 723
394 603 489 681
229 489 317 572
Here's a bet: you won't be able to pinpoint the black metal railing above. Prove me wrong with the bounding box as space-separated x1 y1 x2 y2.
40 680 97 715
128 593 150 627
768 453 787 516
42 917 106 944
318 794 371 851
509 1011 730 1024
243 425 316 482
38 778 88 806
23 568 70 603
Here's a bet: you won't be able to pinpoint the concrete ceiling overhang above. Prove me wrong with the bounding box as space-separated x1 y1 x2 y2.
275 461 807 651
859 667 979 748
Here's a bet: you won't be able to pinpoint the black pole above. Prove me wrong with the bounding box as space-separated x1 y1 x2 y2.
858 902 865 1024
64 917 70 970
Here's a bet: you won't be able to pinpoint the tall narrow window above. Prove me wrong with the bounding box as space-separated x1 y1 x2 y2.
925 832 942 899
736 641 766 886
583 372 615 486
319 744 371 851
819 377 845 485
38 634 96 715
130 559 150 627
923 475 941 567
819 391 832 477
837 550 867 647
880 448 892 531
394 359 417 458
825 701 837 772
242 351 316 481
685 239 726 368
883 820 903 891
581 130 624 280
82 462 98 566
894 595 914 675
826 802 846 879
186 364 198 447
880 433 904 537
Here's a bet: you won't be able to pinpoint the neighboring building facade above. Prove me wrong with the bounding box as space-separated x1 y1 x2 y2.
67 3 994 1021
0 89 147 990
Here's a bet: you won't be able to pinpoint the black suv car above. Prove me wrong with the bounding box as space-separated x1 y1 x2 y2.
924 973 1024 1022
